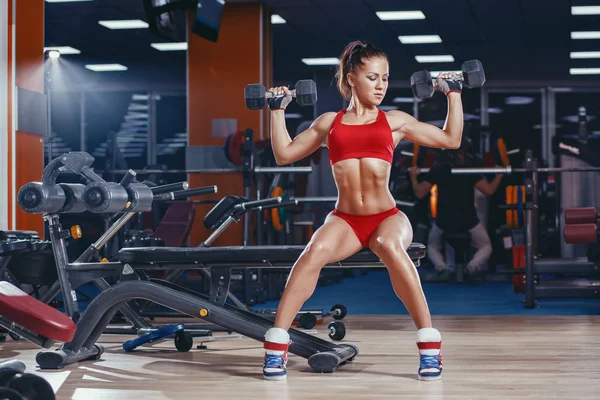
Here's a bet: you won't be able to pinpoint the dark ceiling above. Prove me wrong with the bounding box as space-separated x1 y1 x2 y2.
267 0 599 85
44 0 600 93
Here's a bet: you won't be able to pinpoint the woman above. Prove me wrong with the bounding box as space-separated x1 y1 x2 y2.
262 40 463 381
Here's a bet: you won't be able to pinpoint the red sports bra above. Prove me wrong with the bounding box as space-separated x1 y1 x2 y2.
328 109 395 166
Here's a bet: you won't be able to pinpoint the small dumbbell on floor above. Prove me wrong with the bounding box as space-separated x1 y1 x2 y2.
302 321 347 341
244 79 318 110
297 304 347 329
411 59 486 99
0 368 55 400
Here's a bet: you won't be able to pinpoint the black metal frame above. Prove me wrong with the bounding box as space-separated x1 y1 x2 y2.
8 151 427 373
36 280 358 372
503 151 600 307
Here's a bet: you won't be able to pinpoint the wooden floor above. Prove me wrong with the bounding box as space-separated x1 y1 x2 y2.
2 316 600 399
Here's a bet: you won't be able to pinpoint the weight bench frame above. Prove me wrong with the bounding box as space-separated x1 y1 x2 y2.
36 242 424 371
8 151 426 372
30 198 423 372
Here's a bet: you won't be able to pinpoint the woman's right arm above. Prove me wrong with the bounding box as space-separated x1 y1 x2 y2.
271 110 335 165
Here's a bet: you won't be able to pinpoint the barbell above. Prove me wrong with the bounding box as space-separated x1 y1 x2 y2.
417 166 600 175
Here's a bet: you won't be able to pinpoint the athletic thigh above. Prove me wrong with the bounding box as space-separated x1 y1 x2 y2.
367 211 413 252
302 212 363 264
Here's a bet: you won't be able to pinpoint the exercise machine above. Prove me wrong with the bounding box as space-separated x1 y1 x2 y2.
15 152 427 373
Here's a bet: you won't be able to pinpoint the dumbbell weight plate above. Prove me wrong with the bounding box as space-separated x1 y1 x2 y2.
271 187 285 232
461 59 486 88
244 84 267 110
495 138 510 167
0 387 24 400
410 70 434 99
174 330 194 352
0 369 21 387
328 321 346 341
294 80 317 107
298 313 317 329
228 131 245 166
331 304 347 320
7 373 56 400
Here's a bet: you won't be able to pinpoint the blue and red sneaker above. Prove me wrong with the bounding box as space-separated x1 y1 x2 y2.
417 328 443 381
263 328 290 380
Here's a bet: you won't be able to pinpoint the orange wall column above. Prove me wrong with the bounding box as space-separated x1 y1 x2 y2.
0 1 9 230
3 0 45 234
187 2 272 246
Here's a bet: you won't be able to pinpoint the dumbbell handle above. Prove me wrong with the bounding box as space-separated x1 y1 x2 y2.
432 71 466 84
431 72 473 92
266 89 299 99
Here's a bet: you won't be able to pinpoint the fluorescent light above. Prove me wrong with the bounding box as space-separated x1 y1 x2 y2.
464 113 480 121
571 31 600 39
98 19 149 29
44 46 80 55
415 55 455 63
45 0 93 2
85 64 128 72
271 14 286 24
505 96 535 105
151 42 188 51
476 107 503 114
376 11 425 21
562 115 596 123
399 35 442 44
302 57 339 65
570 68 600 75
570 51 600 59
48 50 60 59
571 6 600 15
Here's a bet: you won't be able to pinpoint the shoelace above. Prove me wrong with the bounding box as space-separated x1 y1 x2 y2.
420 354 440 370
264 353 286 369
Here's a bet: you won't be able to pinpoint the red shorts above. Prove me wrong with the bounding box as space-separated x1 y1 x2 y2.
333 207 399 248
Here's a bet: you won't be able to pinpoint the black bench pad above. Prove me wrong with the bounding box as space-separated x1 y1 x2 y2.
118 243 426 265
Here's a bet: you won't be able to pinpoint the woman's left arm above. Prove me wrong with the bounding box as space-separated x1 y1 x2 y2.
387 93 463 149
387 73 464 149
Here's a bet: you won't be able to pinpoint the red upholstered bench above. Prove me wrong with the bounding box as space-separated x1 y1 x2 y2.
0 281 76 343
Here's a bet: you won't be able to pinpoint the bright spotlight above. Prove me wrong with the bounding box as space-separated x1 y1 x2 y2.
48 50 61 59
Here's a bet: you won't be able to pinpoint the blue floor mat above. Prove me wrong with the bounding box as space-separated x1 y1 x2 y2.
252 270 600 316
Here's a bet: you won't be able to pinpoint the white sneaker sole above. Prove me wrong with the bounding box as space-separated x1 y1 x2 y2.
263 374 287 381
418 374 442 381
